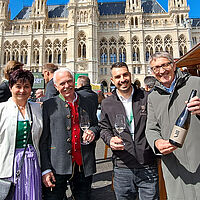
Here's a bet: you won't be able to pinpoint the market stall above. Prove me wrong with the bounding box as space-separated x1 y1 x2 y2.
176 43 200 76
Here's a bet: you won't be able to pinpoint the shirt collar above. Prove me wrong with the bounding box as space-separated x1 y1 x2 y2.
59 92 78 104
161 77 176 93
116 86 134 102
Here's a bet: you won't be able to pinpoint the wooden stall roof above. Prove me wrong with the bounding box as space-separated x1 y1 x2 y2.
176 43 200 68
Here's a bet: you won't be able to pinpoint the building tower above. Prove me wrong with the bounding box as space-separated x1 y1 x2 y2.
126 0 142 13
67 0 99 83
0 0 10 80
168 0 190 57
31 0 47 18
30 0 48 31
0 0 9 20
168 0 189 25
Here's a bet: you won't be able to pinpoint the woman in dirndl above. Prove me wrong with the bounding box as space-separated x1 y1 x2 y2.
0 69 43 200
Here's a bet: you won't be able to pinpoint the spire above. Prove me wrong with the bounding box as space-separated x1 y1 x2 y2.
168 0 190 25
31 0 47 18
0 0 9 20
126 0 142 13
168 0 188 11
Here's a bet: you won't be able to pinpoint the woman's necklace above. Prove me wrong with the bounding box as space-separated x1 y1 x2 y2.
18 105 26 110
17 104 26 119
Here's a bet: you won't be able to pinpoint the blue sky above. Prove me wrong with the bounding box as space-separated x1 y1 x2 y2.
8 0 200 20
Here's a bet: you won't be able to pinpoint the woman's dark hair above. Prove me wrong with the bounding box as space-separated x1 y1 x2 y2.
9 69 34 88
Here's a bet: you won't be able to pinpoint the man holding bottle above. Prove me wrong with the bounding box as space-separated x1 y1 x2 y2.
146 51 200 199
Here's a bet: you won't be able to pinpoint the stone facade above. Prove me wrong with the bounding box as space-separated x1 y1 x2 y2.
0 0 199 90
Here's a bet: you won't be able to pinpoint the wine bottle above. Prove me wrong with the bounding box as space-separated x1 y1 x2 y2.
169 89 197 148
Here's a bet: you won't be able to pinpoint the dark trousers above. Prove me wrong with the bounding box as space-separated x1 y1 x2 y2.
69 164 93 200
43 164 93 200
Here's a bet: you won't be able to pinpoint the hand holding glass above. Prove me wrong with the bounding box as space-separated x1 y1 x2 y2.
114 114 126 146
80 110 90 145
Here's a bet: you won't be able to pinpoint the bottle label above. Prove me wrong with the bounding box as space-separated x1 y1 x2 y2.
170 125 188 146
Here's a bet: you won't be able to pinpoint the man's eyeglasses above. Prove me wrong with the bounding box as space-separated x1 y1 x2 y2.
151 61 173 73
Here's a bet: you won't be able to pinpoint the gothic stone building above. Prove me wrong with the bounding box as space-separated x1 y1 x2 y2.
0 0 199 90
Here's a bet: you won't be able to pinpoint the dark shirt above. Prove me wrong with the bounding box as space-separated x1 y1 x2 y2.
76 85 98 113
0 80 11 103
40 79 59 101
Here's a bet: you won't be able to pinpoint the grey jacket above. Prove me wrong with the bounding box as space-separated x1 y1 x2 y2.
145 69 200 200
0 98 43 178
39 94 100 177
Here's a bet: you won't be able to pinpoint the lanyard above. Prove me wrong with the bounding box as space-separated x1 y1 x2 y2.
126 109 133 126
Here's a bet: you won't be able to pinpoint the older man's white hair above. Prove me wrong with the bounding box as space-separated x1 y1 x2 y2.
53 68 74 85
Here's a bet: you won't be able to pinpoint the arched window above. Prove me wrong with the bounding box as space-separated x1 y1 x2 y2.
177 15 180 24
118 37 126 62
164 35 173 57
145 36 153 61
80 11 84 22
119 47 126 62
109 47 117 64
178 34 187 56
132 36 140 62
45 39 53 63
108 37 117 64
154 35 163 52
131 17 134 26
100 38 108 65
3 41 11 65
78 31 86 59
20 40 28 64
4 51 10 65
33 40 40 64
12 41 20 61
84 11 88 22
62 39 67 64
53 39 61 64
181 15 184 23
135 17 138 26
100 48 108 65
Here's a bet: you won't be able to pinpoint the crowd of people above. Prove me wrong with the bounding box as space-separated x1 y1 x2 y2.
0 51 199 200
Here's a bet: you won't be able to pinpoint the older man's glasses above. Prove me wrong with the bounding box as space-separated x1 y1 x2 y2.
151 61 173 73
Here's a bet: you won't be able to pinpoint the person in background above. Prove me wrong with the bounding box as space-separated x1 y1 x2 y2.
0 60 23 102
100 62 159 200
97 91 105 105
144 76 156 92
40 68 100 200
146 51 200 199
76 75 98 112
97 91 105 121
35 89 45 102
0 69 43 199
41 63 59 101
133 79 141 89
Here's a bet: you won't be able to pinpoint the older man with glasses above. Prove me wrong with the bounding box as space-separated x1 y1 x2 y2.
145 51 200 199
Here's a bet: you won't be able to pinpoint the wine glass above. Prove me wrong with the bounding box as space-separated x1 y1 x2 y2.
79 109 90 145
114 114 126 145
